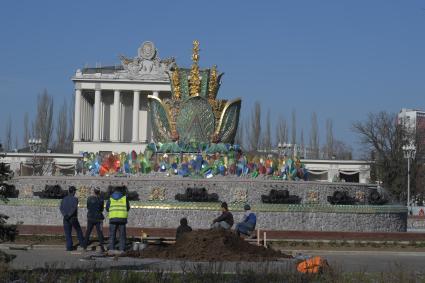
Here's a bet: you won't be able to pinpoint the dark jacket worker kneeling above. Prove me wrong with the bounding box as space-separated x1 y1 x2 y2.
176 218 192 240
211 202 234 230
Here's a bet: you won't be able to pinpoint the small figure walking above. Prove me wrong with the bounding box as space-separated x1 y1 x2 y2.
60 186 85 251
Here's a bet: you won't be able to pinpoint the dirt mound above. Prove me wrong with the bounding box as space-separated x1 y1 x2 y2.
128 229 292 261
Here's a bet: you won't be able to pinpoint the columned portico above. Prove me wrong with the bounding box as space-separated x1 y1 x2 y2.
73 89 82 141
132 91 140 142
72 41 175 153
93 89 101 142
112 90 121 142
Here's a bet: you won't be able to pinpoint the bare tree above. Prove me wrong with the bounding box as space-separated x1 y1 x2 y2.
234 117 244 148
309 112 319 159
34 90 54 152
324 119 334 159
249 101 261 151
65 94 75 153
55 99 68 152
4 116 12 151
275 115 288 146
300 128 305 157
23 112 30 147
333 140 352 160
245 119 250 150
262 110 272 151
353 111 407 196
291 109 297 156
14 134 19 151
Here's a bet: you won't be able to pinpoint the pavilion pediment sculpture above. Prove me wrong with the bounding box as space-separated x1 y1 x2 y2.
148 40 242 145
119 41 176 81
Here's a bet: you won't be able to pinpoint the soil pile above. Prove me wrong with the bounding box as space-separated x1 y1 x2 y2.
128 229 292 261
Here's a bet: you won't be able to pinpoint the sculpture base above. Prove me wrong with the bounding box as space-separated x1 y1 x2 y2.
3 176 407 232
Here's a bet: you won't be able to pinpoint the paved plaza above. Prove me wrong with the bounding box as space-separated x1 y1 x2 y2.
2 245 425 273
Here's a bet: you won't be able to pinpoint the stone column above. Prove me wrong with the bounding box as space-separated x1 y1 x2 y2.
82 96 87 141
132 91 140 142
147 91 159 142
112 90 121 142
73 89 82 141
93 89 101 142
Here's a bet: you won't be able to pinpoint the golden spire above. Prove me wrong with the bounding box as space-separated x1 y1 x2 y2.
208 64 218 99
189 40 201 97
171 66 181 100
191 40 200 63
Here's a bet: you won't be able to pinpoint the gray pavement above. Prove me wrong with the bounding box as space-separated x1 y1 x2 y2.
2 245 425 273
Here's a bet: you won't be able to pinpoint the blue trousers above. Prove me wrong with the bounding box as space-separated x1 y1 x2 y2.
84 221 105 249
109 223 127 251
63 217 85 251
236 222 255 236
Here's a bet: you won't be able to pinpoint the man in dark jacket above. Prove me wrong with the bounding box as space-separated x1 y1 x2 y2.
211 202 234 230
175 217 192 240
106 186 130 251
84 188 105 251
60 186 85 251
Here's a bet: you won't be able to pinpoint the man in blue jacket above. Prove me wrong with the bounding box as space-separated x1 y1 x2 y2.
235 204 257 237
106 186 130 251
59 186 85 251
84 188 105 251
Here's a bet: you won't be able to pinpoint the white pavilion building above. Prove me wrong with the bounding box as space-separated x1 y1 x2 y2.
72 41 175 154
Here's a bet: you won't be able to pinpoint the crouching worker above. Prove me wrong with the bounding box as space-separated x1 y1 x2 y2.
235 204 256 237
106 186 130 251
60 186 85 251
84 188 105 251
176 217 192 240
211 202 234 230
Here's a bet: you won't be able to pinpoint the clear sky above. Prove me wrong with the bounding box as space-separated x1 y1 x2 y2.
0 0 424 156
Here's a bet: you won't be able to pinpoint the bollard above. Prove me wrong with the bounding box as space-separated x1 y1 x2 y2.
257 229 260 246
263 232 267 248
132 242 141 251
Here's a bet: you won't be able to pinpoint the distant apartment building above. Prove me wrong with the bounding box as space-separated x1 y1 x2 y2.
398 108 425 158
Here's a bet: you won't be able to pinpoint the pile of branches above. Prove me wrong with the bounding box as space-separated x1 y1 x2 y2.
175 188 219 202
34 185 67 199
261 189 301 204
368 189 388 205
327 191 356 205
0 184 19 198
0 214 17 242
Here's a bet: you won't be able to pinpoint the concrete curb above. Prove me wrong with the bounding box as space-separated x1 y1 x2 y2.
0 244 65 250
290 249 425 256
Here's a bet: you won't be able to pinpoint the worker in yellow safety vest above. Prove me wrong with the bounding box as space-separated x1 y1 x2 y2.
106 186 130 251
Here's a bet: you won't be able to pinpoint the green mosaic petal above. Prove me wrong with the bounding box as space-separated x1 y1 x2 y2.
200 69 210 98
148 98 171 143
217 99 241 144
176 96 215 144
178 69 190 100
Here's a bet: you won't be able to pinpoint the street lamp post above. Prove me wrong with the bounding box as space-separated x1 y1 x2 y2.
277 142 283 157
28 138 42 176
282 143 291 158
402 143 416 208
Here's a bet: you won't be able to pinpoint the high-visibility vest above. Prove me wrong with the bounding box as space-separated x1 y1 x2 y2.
297 256 327 274
108 196 128 219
